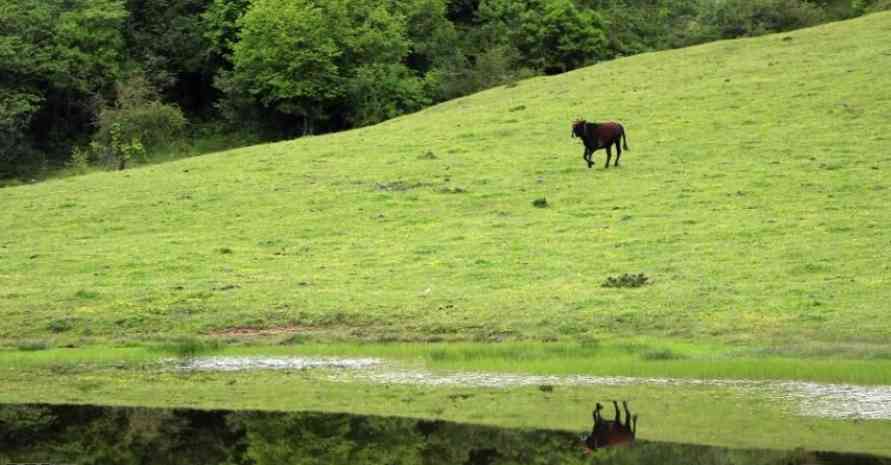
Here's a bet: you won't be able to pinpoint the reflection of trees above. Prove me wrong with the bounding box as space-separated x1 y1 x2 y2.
1 404 889 465
228 412 426 465
0 404 57 445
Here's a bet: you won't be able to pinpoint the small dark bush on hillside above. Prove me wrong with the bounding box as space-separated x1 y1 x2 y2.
46 319 75 333
602 273 650 288
16 339 51 351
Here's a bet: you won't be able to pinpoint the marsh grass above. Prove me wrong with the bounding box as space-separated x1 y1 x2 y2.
152 336 224 358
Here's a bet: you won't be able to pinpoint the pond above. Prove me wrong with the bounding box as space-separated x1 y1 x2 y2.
1 403 889 465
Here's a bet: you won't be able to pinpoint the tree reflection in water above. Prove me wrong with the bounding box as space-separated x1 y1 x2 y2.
1 404 888 465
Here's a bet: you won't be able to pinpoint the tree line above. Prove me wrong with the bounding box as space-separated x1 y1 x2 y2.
1 0 888 180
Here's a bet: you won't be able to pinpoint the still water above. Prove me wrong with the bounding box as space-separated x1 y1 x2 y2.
1 403 888 465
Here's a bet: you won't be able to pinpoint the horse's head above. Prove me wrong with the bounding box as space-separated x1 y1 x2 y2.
571 119 587 138
580 432 596 452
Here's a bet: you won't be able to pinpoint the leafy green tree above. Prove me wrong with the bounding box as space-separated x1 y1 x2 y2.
0 0 126 177
90 72 186 170
222 0 425 133
124 0 217 112
517 0 607 72
224 0 344 134
477 0 607 74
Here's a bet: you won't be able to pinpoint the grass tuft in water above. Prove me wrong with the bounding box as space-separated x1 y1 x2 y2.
153 336 223 358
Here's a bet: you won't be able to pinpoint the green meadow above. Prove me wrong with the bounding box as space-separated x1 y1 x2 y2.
2 11 891 455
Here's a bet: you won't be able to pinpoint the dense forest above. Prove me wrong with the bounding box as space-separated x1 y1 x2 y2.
1 0 889 180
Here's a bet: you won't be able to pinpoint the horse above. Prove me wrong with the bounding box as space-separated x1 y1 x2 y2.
581 401 638 453
571 119 630 169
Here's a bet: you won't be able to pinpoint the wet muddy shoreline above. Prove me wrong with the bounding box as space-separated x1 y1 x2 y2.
175 356 891 420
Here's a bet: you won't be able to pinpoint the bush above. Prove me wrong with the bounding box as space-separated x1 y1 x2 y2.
16 339 51 351
699 0 825 39
90 72 186 169
156 336 222 358
866 0 891 11
602 273 650 288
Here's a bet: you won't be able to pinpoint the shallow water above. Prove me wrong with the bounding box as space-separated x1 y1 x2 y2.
1 403 888 465
174 356 891 420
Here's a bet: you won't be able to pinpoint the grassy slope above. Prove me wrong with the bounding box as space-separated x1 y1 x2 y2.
2 13 891 354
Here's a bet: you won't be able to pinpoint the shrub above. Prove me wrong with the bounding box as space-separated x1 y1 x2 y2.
699 0 825 39
46 319 75 333
866 0 891 11
602 273 650 288
16 340 51 351
90 72 186 170
156 336 222 358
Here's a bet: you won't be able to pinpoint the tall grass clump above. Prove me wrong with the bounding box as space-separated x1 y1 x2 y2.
154 336 223 358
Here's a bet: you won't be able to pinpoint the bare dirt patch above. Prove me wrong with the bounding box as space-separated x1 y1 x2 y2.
206 325 309 337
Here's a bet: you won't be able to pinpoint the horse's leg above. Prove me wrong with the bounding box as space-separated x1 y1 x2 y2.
623 401 632 429
593 403 603 422
612 400 621 423
614 140 622 167
583 147 592 168
605 145 612 169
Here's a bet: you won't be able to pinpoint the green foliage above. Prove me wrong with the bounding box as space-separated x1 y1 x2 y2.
16 339 51 351
347 64 431 126
124 0 215 93
66 146 91 174
433 45 534 100
477 0 607 73
0 0 127 177
515 0 607 72
864 0 891 11
223 0 424 131
602 273 650 289
155 336 222 358
697 0 826 40
0 90 43 178
89 72 186 169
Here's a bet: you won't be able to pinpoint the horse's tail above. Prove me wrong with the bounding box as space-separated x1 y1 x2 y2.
622 126 630 151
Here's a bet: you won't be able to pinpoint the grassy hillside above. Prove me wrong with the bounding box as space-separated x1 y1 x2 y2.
2 12 891 354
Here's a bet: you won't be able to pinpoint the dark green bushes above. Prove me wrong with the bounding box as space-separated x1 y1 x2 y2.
602 273 650 288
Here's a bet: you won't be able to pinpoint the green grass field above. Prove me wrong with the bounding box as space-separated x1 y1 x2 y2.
2 13 891 365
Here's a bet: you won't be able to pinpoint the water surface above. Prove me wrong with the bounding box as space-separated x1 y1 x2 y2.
1 403 888 465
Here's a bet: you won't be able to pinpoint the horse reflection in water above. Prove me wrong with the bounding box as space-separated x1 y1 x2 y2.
582 401 638 453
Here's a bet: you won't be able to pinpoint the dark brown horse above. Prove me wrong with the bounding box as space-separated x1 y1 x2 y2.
581 401 638 453
571 120 629 169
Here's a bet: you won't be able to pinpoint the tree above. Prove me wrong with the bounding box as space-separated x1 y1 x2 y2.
124 0 218 113
221 0 425 133
89 72 187 170
476 0 607 74
0 0 126 178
